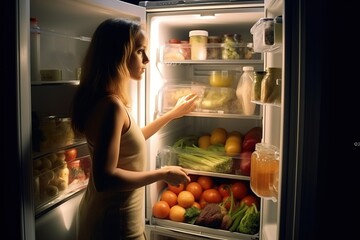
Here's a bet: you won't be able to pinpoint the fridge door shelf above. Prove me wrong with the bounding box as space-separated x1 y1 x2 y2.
151 218 259 240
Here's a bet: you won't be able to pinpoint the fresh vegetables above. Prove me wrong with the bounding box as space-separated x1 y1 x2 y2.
184 206 201 224
238 203 260 234
174 145 233 173
195 203 224 228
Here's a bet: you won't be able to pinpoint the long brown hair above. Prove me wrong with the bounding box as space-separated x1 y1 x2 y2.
71 18 142 135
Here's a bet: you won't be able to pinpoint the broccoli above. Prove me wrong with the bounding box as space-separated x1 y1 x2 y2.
238 203 260 234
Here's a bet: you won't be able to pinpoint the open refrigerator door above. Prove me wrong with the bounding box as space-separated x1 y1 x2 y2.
29 0 146 239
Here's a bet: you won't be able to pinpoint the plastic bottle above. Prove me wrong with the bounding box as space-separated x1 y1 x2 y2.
30 17 41 81
236 66 256 115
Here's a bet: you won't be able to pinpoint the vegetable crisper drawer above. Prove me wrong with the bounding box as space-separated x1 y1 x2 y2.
158 84 241 114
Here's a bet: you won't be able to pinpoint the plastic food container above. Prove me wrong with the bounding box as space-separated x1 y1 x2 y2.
189 30 208 60
33 152 69 207
158 84 205 112
37 116 74 152
250 143 279 202
250 16 282 52
209 70 236 87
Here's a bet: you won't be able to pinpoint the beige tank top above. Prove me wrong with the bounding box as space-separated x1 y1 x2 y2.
77 107 147 240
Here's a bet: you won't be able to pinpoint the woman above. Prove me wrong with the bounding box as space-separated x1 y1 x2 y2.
71 18 198 240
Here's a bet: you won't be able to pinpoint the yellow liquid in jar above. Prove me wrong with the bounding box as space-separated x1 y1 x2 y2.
250 153 279 198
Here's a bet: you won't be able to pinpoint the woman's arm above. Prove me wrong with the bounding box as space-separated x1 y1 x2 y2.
142 93 198 139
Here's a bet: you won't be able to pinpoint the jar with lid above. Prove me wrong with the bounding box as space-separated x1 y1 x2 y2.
261 67 282 104
222 33 243 59
251 71 266 102
207 36 221 59
30 17 41 81
250 143 279 202
236 66 256 115
189 30 208 60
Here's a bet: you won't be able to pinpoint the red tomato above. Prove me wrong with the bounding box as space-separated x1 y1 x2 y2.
218 183 231 197
231 181 248 200
152 200 170 219
198 194 208 209
168 183 185 195
241 194 260 209
202 189 222 203
64 148 77 162
197 176 213 190
185 182 203 201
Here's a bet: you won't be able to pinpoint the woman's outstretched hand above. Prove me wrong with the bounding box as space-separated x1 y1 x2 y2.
169 93 199 119
161 165 190 186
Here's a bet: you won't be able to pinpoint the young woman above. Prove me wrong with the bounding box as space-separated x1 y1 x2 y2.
71 18 198 240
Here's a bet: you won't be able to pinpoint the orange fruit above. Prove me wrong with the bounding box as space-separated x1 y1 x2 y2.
169 205 186 222
225 139 242 156
198 135 211 149
168 183 185 195
152 200 170 219
192 201 201 209
197 176 214 190
228 130 242 138
160 190 178 207
177 190 195 208
185 182 203 201
210 128 227 145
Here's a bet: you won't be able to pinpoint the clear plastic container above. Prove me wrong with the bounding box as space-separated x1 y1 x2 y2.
250 16 282 53
222 33 243 59
207 36 222 59
189 30 208 60
250 143 279 202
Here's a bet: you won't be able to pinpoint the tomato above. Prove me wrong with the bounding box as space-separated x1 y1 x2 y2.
218 183 231 198
231 181 248 200
241 194 260 209
202 189 222 203
161 190 178 207
186 182 203 200
152 200 170 219
169 205 186 222
64 148 77 162
197 176 213 190
177 190 195 208
168 183 185 195
199 194 208 209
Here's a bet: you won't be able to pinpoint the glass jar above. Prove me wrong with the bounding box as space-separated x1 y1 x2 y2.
250 143 280 202
251 71 266 102
189 30 208 60
222 33 243 59
261 67 282 103
207 36 222 59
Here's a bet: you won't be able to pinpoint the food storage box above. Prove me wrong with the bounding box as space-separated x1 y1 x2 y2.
33 152 91 209
32 114 75 153
250 16 282 52
158 84 206 112
158 84 242 114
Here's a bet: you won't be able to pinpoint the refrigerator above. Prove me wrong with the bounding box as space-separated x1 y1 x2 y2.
4 0 335 239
